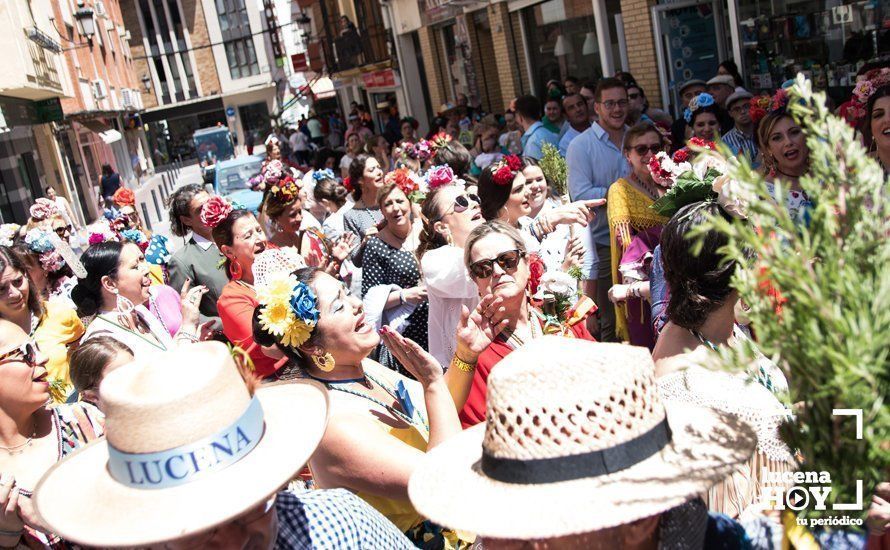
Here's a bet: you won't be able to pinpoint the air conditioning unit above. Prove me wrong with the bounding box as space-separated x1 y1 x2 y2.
91 79 108 99
95 1 107 18
121 88 134 109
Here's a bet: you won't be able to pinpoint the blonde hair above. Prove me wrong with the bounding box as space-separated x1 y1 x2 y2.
463 220 527 268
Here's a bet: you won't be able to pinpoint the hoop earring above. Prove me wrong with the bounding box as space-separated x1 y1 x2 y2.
312 353 335 372
113 289 135 316
229 260 243 281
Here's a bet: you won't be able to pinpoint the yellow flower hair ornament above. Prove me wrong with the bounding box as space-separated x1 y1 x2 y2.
256 272 320 349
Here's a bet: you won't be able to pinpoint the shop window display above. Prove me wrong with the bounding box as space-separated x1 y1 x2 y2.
738 0 889 102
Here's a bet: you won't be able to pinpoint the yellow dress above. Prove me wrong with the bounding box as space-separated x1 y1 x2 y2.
606 178 668 341
33 300 84 401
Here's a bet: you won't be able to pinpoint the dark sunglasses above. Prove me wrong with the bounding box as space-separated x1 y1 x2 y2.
0 340 39 367
54 225 73 236
631 144 663 156
469 249 525 279
436 193 479 221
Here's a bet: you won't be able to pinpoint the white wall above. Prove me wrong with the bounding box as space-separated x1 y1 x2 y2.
201 0 274 95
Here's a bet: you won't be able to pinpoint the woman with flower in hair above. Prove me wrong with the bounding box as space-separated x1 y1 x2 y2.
752 89 812 222
360 181 428 376
477 155 601 259
605 122 670 347
313 170 354 237
458 221 596 428
264 175 356 275
684 92 722 142
853 67 890 175
205 197 283 378
251 264 496 547
417 170 485 367
0 246 82 401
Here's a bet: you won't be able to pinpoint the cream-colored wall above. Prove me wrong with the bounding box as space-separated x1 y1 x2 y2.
0 0 67 99
201 0 274 95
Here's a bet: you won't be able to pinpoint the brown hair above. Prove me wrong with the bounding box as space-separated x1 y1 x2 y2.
755 110 792 152
595 78 627 102
0 246 43 319
863 85 890 149
375 182 404 210
347 154 373 201
313 178 349 208
416 185 454 260
623 122 665 151
210 209 255 277
463 220 527 269
69 336 133 393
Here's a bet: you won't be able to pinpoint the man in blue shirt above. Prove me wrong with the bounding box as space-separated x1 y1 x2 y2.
558 93 591 155
515 95 559 160
721 89 759 167
567 78 630 341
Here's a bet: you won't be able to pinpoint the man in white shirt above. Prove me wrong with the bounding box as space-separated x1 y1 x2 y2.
289 127 310 165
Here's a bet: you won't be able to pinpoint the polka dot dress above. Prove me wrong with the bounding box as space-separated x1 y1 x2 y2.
361 237 429 378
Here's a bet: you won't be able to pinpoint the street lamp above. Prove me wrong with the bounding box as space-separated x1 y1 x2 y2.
74 7 96 46
141 74 152 92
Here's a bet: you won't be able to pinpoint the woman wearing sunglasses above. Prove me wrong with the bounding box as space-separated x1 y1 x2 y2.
458 221 595 428
0 320 104 548
417 183 485 367
0 246 83 402
606 122 671 349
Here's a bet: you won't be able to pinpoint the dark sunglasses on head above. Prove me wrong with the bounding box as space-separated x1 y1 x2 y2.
0 340 39 367
631 144 663 156
469 249 525 279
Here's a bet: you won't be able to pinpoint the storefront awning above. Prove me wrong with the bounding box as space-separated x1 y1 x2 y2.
99 129 122 144
79 119 112 134
311 77 337 99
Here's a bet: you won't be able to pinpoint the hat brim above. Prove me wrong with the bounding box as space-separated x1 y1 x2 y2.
34 381 329 548
408 402 756 540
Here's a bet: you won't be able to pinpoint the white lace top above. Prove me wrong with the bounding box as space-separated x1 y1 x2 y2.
421 245 479 367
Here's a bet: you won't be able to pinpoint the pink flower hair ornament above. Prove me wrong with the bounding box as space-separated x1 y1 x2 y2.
200 196 234 229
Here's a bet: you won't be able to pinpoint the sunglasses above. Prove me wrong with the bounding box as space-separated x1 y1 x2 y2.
436 193 480 221
468 249 525 279
631 144 664 156
54 225 73 237
0 340 39 367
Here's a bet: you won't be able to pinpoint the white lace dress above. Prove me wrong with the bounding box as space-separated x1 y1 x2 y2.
658 351 795 520
420 245 479 368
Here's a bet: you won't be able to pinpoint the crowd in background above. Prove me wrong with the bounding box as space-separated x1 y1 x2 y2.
0 58 887 549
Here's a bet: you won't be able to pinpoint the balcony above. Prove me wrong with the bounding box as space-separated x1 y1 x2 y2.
327 27 390 73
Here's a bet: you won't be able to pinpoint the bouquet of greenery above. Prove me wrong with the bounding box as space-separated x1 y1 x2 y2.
691 75 889 522
539 143 568 197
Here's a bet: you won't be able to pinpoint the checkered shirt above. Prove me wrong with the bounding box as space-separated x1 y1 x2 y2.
275 488 414 549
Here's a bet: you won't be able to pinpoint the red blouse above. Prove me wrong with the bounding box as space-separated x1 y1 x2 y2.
459 321 595 428
217 281 280 378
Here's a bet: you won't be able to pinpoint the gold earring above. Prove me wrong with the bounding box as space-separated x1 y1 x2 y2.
312 353 335 372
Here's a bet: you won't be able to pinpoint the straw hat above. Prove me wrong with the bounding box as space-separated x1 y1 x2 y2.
408 338 756 540
33 341 329 548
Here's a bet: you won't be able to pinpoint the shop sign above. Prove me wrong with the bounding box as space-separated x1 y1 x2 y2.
362 69 397 90
422 0 460 25
292 53 308 72
34 98 63 123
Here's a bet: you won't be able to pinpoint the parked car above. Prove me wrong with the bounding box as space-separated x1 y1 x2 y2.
213 155 265 213
194 127 235 183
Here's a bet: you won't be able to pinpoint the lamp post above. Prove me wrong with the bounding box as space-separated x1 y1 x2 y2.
74 7 96 49
141 74 152 92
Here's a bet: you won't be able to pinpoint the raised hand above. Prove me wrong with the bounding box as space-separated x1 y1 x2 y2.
379 326 443 387
456 295 510 363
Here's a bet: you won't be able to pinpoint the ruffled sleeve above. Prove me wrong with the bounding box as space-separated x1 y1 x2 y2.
421 246 477 299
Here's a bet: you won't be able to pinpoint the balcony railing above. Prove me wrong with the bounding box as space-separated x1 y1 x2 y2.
328 27 389 72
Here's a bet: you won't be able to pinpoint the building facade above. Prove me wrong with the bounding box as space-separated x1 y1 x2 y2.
122 0 281 164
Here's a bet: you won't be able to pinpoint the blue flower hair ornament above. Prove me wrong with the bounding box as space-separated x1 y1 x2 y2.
24 229 54 254
684 92 716 123
312 169 336 183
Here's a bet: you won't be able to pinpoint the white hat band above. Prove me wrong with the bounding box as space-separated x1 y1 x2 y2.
107 397 265 490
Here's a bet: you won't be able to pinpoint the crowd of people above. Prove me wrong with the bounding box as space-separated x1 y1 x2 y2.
0 61 887 549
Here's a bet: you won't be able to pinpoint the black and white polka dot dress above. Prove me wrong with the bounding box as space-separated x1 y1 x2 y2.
361 237 429 378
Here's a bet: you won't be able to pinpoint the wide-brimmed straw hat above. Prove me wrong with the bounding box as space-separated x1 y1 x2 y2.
33 341 329 548
408 338 756 540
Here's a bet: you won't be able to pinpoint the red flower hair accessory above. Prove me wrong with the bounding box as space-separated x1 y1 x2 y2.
342 177 353 193
430 131 452 151
687 137 717 151
113 187 136 207
200 196 233 229
849 68 890 123
384 168 419 196
749 89 790 126
491 154 523 186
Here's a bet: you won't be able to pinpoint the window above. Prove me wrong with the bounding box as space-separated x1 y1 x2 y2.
215 0 259 79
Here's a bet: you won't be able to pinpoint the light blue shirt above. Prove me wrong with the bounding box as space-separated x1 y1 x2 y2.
567 122 630 275
521 121 560 160
558 126 581 156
